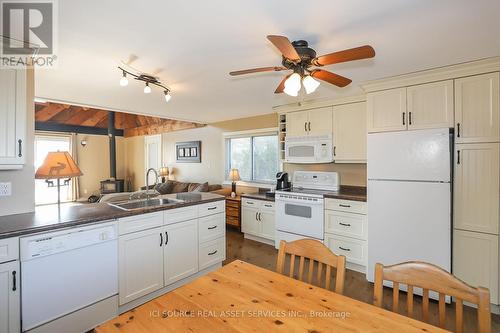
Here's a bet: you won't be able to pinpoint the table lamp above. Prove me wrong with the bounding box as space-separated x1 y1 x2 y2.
159 166 169 183
35 151 83 208
228 168 240 198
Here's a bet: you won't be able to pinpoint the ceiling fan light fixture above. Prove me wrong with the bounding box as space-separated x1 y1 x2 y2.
143 82 152 94
303 75 320 94
284 73 301 96
164 90 172 102
119 71 128 87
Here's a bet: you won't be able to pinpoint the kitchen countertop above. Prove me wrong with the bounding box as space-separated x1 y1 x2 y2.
240 192 275 202
0 192 224 239
323 185 367 202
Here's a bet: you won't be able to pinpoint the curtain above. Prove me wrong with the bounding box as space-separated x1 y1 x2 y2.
71 133 80 201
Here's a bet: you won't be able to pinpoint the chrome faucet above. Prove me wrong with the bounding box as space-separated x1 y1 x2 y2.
145 168 159 200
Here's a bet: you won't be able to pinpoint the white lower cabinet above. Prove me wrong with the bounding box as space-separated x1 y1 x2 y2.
199 238 226 270
0 260 20 333
164 219 198 285
324 199 367 273
453 229 499 305
118 227 164 305
241 198 275 242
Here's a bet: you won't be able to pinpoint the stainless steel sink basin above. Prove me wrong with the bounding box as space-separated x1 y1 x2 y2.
108 198 184 211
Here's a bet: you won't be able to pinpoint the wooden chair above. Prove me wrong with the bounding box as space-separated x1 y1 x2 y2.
373 261 491 333
276 239 346 294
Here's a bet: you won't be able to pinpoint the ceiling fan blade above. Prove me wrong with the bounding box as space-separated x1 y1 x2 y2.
274 74 292 94
267 35 301 61
229 66 287 76
312 45 375 66
311 69 352 87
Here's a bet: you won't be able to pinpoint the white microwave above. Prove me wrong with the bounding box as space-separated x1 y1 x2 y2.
284 135 334 164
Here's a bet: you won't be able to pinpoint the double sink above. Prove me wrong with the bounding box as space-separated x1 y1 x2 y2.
108 197 184 211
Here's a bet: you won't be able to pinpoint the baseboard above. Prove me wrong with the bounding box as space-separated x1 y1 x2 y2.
118 263 222 314
243 233 274 246
346 262 366 275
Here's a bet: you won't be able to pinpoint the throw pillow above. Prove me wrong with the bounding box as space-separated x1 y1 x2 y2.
190 182 209 192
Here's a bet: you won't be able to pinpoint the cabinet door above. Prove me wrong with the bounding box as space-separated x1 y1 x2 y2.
407 80 454 130
118 227 164 305
241 206 259 235
0 261 20 333
367 88 407 133
453 229 498 304
259 211 275 240
333 102 367 162
307 107 333 136
0 68 26 168
164 219 199 285
286 111 309 137
455 72 500 143
454 143 500 234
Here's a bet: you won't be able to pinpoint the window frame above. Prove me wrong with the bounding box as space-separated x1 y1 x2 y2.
224 128 279 186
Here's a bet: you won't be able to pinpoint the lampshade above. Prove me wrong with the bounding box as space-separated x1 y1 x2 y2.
159 166 170 177
228 168 240 181
35 151 83 179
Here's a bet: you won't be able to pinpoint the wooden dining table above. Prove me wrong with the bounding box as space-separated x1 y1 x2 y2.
95 260 449 332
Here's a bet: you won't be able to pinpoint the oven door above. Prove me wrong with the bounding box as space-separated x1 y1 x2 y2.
275 196 324 239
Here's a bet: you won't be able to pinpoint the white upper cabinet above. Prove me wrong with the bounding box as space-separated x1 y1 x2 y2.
286 107 332 137
333 102 367 163
407 80 454 130
367 88 407 133
455 72 500 143
0 68 27 169
454 143 500 234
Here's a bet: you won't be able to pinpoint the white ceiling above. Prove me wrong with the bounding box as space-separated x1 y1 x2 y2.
35 0 500 123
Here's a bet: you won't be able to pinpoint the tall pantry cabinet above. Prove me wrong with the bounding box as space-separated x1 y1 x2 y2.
452 72 500 305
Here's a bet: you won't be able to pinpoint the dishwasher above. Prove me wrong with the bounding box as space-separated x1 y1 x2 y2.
20 221 118 333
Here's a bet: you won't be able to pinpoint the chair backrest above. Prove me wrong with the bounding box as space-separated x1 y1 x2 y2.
373 261 491 333
276 239 346 294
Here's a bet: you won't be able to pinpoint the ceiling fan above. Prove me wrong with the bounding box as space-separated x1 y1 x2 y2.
229 35 375 96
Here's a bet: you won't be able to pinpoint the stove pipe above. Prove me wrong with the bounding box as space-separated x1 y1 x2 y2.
108 111 116 179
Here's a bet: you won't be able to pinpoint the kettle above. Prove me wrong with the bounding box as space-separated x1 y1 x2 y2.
275 172 290 190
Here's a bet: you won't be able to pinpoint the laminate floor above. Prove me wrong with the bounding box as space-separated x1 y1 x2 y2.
224 228 500 333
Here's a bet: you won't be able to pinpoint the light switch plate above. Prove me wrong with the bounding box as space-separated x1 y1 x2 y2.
0 182 12 196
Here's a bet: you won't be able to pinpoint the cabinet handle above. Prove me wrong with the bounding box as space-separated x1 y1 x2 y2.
409 112 412 125
264 204 272 208
208 225 217 230
160 232 163 247
255 212 258 221
339 246 351 252
339 222 351 227
304 122 307 132
246 201 254 205
339 204 351 208
18 139 22 157
208 206 217 210
308 122 311 132
456 123 461 138
333 146 336 157
165 231 169 245
258 212 262 221
457 150 460 165
12 271 16 291
402 112 406 126
208 250 218 256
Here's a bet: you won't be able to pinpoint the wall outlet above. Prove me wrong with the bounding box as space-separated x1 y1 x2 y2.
0 182 12 197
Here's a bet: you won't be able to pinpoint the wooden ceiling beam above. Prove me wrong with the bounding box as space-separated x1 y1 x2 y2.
124 121 205 137
35 102 71 121
80 110 109 127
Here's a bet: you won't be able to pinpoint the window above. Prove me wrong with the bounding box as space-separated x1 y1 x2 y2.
225 130 279 183
34 134 73 205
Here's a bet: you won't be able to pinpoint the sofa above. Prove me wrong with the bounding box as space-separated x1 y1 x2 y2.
99 180 223 203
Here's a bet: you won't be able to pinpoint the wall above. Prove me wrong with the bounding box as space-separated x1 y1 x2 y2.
161 114 278 186
123 135 145 191
0 68 35 216
76 134 126 197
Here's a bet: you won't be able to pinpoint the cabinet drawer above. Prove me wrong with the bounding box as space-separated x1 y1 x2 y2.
325 234 366 266
226 216 240 227
0 237 19 263
199 237 225 270
325 198 366 214
199 214 225 243
260 201 275 211
226 200 240 208
165 206 198 225
325 211 367 240
119 212 163 235
198 201 225 217
242 198 261 208
226 206 239 217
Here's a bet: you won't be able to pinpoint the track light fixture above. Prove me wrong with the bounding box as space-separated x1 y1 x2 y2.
118 66 172 103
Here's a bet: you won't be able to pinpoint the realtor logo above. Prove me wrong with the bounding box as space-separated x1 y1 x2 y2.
1 0 57 68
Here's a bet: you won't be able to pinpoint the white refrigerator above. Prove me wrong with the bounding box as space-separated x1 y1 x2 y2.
367 128 452 282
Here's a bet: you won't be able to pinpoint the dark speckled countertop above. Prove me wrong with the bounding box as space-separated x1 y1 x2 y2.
0 192 224 239
323 186 367 202
241 192 275 202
